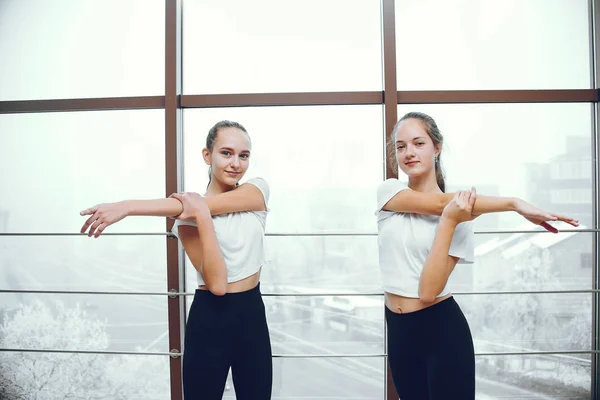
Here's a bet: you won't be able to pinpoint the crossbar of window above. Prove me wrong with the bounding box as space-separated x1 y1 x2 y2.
1 347 597 358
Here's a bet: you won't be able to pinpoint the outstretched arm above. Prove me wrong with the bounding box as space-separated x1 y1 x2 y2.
382 189 578 232
80 179 268 237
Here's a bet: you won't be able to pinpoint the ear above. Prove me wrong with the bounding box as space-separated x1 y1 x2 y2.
434 144 442 158
202 148 211 166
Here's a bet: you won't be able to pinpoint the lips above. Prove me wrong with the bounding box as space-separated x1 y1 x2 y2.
405 161 419 166
225 171 240 176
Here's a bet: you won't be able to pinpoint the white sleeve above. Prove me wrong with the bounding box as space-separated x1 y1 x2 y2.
449 221 475 264
246 177 270 209
376 178 410 212
171 219 197 240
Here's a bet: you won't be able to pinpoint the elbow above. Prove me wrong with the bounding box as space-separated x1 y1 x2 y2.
208 284 227 297
419 292 437 304
205 277 228 296
418 284 438 304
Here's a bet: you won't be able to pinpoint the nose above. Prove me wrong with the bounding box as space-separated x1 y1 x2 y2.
405 144 416 158
230 156 240 169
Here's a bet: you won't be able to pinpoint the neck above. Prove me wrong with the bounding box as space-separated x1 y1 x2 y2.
408 171 442 193
206 177 236 196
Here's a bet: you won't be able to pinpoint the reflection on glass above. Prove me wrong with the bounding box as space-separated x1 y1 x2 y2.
0 111 165 233
183 0 382 93
0 352 170 399
396 0 590 90
0 294 169 352
221 357 385 400
0 236 167 292
475 354 591 399
456 293 591 353
0 0 165 100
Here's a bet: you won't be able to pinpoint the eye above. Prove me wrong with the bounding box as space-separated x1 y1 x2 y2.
396 145 405 150
416 142 425 146
221 151 231 156
240 154 250 159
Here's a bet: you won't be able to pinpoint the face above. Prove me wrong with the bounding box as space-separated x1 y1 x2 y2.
394 118 440 178
203 127 251 187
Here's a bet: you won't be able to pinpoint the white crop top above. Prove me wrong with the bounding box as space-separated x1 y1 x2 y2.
376 179 475 298
171 177 269 286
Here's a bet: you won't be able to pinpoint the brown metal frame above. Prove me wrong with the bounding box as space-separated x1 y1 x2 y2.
0 0 598 399
165 0 183 399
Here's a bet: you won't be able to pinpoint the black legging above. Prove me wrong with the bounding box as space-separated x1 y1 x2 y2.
386 296 475 400
183 283 272 400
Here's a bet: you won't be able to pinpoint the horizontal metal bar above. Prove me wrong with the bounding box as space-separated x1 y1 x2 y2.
1 90 598 115
0 228 597 237
2 347 596 358
1 289 598 296
397 89 600 104
181 92 383 108
0 348 175 356
0 96 165 114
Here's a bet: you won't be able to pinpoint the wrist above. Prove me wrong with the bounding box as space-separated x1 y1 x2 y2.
439 215 459 228
193 209 211 223
120 200 133 217
510 197 521 212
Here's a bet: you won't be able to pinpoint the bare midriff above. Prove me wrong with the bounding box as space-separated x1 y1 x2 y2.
385 291 452 314
199 270 261 293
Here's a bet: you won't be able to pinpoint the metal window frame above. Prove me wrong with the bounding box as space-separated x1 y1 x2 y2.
0 0 598 398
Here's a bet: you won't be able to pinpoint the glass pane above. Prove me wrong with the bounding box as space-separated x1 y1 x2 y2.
450 232 594 292
476 354 591 399
183 0 382 94
0 293 169 352
396 103 593 230
395 0 590 90
0 236 166 291
262 236 380 293
456 293 592 352
0 111 165 233
0 0 165 100
0 352 170 399
220 357 385 399
184 294 384 356
183 106 383 234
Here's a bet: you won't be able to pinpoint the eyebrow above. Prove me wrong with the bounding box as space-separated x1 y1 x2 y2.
396 137 427 143
219 146 251 153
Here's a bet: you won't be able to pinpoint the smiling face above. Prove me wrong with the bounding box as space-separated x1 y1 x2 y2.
394 118 441 180
203 126 252 188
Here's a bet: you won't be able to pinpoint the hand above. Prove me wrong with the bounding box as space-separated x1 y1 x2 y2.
514 198 579 233
442 187 478 224
80 202 129 238
169 192 209 221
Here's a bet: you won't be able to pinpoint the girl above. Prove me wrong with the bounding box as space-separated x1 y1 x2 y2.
80 120 272 399
377 112 578 399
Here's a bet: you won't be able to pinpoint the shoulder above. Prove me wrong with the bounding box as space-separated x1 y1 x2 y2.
245 177 269 199
376 178 410 212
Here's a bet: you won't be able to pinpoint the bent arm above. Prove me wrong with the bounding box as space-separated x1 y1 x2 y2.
176 221 228 296
418 217 460 302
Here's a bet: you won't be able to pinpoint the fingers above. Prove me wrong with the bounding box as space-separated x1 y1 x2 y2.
540 221 558 234
552 213 579 227
93 223 106 238
468 187 476 208
79 206 98 216
80 213 98 234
